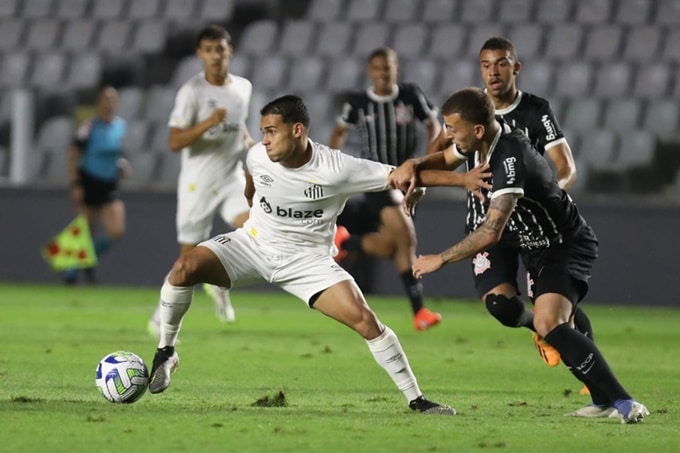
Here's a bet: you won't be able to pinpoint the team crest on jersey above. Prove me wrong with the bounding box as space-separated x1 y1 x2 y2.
395 102 413 124
208 99 217 108
304 183 324 200
473 252 491 275
259 197 272 213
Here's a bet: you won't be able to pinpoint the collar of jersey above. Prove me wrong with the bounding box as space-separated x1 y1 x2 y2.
493 90 523 116
474 125 503 166
366 85 399 102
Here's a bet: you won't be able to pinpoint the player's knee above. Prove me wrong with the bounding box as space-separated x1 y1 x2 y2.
485 294 526 328
169 254 199 286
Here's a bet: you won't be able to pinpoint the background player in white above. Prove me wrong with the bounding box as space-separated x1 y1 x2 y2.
147 94 455 415
148 25 254 334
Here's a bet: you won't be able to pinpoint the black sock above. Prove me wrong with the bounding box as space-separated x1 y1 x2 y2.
400 271 424 315
545 323 632 404
517 307 534 330
573 307 594 341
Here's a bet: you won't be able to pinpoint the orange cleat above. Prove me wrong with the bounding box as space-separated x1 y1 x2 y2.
333 225 351 262
413 308 442 331
532 332 561 367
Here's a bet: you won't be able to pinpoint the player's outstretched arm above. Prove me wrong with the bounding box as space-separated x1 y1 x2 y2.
546 142 577 190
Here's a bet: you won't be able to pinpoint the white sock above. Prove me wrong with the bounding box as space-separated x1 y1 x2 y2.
150 271 172 324
158 281 194 348
366 326 421 403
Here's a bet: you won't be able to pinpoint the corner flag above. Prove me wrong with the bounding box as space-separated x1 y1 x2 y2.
42 215 97 271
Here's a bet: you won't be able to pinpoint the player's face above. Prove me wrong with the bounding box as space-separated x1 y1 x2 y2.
197 38 232 79
443 113 483 155
479 49 519 98
96 87 118 122
260 114 305 165
368 54 398 94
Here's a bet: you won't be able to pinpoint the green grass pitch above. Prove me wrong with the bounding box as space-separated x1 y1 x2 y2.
1 283 678 452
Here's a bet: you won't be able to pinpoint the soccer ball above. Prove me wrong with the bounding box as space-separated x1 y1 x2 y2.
95 351 149 403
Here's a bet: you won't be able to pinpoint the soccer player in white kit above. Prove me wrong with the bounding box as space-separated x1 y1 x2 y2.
148 25 254 333
147 94 455 415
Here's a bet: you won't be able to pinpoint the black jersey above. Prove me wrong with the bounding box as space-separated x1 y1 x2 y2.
493 90 565 156
338 83 437 166
462 121 590 250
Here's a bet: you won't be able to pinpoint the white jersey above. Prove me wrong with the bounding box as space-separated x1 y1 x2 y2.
245 140 394 255
169 72 253 188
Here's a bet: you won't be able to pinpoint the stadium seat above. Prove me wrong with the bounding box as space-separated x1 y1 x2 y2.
313 22 353 57
654 0 680 25
199 0 235 21
497 0 534 23
324 56 363 92
352 23 391 58
238 20 279 57
96 20 133 54
562 98 602 133
548 98 564 122
438 59 479 95
574 0 613 24
614 0 652 24
148 122 170 153
304 93 333 127
25 19 62 51
122 120 151 154
466 24 506 58
544 24 583 61
116 86 145 120
642 100 679 138
55 0 89 18
459 0 495 23
554 61 592 97
169 56 203 89
130 19 168 54
345 0 383 22
305 0 344 22
602 99 642 133
287 56 325 93
592 62 633 99
613 130 655 171
632 63 671 99
0 52 31 89
383 0 420 22
623 26 662 62
128 0 160 19
506 23 544 61
126 152 158 185
33 115 73 179
278 20 317 57
401 58 440 97
583 25 623 61
63 52 101 90
250 56 289 92
517 60 553 97
229 54 251 80
91 0 126 19
144 85 177 123
421 0 458 22
0 146 8 178
535 0 573 23
0 0 17 17
578 129 617 172
390 23 428 59
163 0 196 21
0 19 26 52
61 19 96 51
21 0 53 18
660 29 680 62
29 52 67 90
155 151 182 183
428 24 467 59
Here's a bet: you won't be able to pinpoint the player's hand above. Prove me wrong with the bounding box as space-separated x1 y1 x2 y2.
117 157 132 179
412 254 444 279
389 159 417 193
210 108 227 126
465 163 492 202
403 187 426 217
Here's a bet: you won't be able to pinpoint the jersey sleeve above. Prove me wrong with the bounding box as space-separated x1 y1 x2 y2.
528 102 565 153
408 84 438 123
340 152 394 193
168 83 196 129
489 142 526 200
337 95 359 126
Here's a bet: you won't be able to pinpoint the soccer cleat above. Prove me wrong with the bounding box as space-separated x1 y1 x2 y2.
204 284 235 323
612 399 650 424
149 346 179 394
532 332 561 367
333 225 351 262
409 396 456 415
565 403 616 418
413 307 442 331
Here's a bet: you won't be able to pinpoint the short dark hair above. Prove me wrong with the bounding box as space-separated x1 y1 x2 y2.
260 95 310 129
368 47 398 64
480 36 518 63
196 24 232 47
441 87 495 126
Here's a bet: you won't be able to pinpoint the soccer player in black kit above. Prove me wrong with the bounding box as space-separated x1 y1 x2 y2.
329 47 443 331
391 87 649 424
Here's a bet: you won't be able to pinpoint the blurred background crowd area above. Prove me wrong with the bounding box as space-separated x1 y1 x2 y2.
0 0 679 198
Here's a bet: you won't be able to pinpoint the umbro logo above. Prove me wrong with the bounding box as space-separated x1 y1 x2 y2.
260 175 273 186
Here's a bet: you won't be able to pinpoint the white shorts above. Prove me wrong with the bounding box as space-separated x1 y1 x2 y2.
198 228 354 305
176 172 250 244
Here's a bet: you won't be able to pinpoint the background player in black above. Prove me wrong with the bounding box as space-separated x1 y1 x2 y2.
329 47 442 331
391 87 649 424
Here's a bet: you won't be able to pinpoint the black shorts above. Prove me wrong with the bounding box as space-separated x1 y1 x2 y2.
521 229 599 304
471 239 522 297
337 190 401 234
79 169 119 207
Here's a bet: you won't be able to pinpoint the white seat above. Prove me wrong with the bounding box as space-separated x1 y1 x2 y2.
345 0 383 22
238 20 278 56
122 121 151 153
250 56 289 91
563 99 602 133
654 0 680 25
126 152 158 185
614 0 652 24
288 56 325 94
602 99 642 133
163 0 196 21
401 58 440 97
583 25 622 61
55 0 89 18
21 0 53 18
25 18 62 51
155 151 182 183
578 130 617 172
421 0 458 22
505 23 544 61
352 23 391 58
459 0 495 23
613 131 655 171
278 21 317 57
623 26 662 62
229 54 251 80
128 0 161 19
592 62 632 99
144 85 177 123
169 56 203 89
0 19 26 52
428 24 466 59
0 52 31 88
91 0 126 18
61 19 96 51
632 63 671 99
130 19 167 54
29 52 67 90
390 23 428 59
383 0 420 22
497 0 535 23
34 115 73 155
574 0 612 24
0 0 18 17
661 29 680 62
63 53 101 90
544 24 583 61
314 23 353 57
554 62 592 97
439 59 479 95
535 0 573 23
